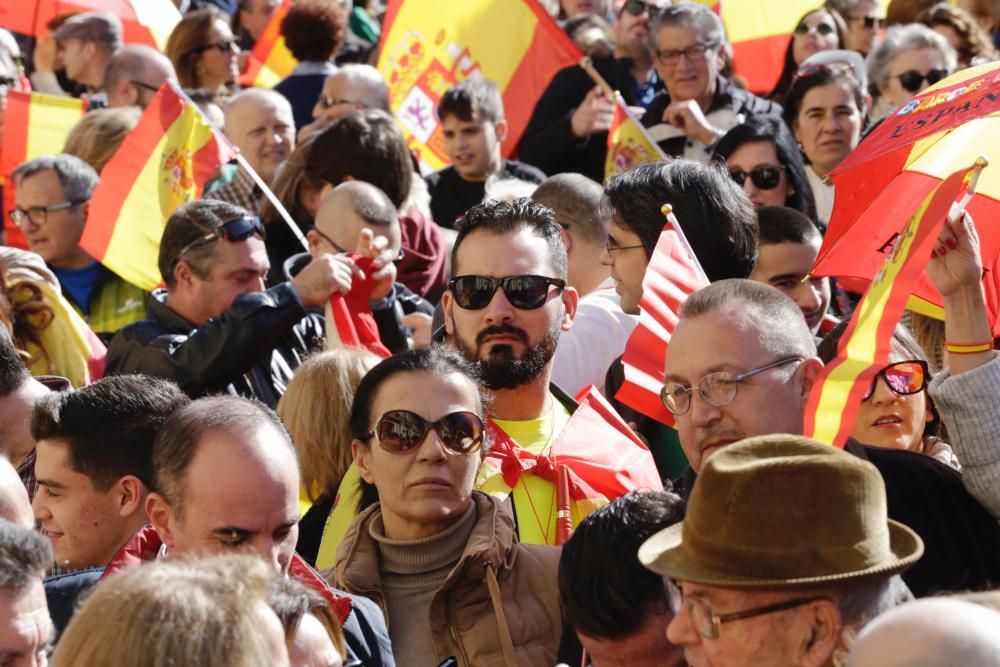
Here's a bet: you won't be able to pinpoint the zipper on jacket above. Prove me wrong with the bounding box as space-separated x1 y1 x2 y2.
446 600 471 666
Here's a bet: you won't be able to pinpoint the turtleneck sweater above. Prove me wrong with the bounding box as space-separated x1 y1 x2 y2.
369 502 477 666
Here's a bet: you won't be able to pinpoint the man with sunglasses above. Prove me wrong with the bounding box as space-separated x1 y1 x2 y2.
828 0 884 54
103 45 176 110
662 278 1000 598
520 0 668 181
106 199 361 408
642 4 780 162
50 12 123 106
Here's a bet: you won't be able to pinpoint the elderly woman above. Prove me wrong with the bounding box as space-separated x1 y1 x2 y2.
333 347 561 667
770 7 847 102
783 61 867 225
165 8 240 94
867 23 957 114
713 115 818 223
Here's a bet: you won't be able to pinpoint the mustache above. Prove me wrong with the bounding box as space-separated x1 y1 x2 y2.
476 324 530 347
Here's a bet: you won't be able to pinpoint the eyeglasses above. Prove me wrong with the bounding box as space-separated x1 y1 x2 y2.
174 216 266 267
192 39 236 55
665 579 830 640
129 79 161 94
895 69 948 93
9 200 86 227
317 96 361 109
862 359 929 402
655 43 712 67
366 410 484 455
605 236 645 253
312 227 405 262
660 356 803 416
728 165 784 190
622 0 667 18
793 21 836 36
448 274 566 310
847 15 883 29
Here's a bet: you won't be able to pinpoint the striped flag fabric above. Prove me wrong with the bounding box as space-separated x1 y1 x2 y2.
605 92 668 182
79 83 236 291
615 208 710 425
803 165 971 447
1 91 86 249
239 0 297 89
377 0 581 172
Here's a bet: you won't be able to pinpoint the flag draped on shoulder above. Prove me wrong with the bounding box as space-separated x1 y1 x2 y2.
615 206 710 425
80 83 236 291
377 0 580 172
1 91 86 249
803 165 972 447
239 0 297 89
0 0 180 50
605 92 667 182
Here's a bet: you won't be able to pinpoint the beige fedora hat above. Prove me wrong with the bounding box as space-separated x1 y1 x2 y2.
639 434 924 588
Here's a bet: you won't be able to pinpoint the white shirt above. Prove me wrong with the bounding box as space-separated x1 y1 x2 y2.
807 164 835 227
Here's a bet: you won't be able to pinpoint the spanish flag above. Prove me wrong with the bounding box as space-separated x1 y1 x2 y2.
239 0 297 89
80 83 236 291
605 92 667 182
1 91 86 250
377 0 580 172
803 165 971 447
0 0 181 51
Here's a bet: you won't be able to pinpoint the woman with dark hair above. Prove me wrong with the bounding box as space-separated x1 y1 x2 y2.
770 7 848 103
783 62 867 225
712 116 818 223
333 347 562 667
165 8 240 94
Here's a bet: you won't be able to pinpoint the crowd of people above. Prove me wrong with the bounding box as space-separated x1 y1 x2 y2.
0 0 999 665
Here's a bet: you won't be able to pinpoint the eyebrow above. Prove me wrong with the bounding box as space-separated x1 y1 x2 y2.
36 479 66 491
663 364 745 383
767 273 805 283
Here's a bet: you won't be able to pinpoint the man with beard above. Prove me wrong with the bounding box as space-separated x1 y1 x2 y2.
441 198 581 544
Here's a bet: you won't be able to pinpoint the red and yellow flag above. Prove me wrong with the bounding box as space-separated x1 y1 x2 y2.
605 92 668 182
0 0 180 51
377 0 581 172
1 91 86 249
239 0 297 89
80 83 236 291
803 165 971 447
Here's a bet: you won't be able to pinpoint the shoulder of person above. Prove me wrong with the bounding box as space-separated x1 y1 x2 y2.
502 160 546 183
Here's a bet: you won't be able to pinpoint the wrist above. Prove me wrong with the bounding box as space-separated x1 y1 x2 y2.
699 125 722 147
941 282 991 342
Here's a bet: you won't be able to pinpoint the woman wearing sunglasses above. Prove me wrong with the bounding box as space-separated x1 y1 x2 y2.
165 8 241 94
713 115 818 223
769 7 847 103
867 23 956 115
919 2 1000 69
333 347 561 667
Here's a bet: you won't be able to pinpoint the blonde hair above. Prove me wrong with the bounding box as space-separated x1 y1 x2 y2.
165 8 225 90
63 107 142 173
277 349 380 502
52 555 279 667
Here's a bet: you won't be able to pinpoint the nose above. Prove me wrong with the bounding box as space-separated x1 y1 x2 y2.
666 602 699 646
742 178 758 198
688 387 723 428
482 283 515 325
32 493 51 522
868 377 900 406
793 281 823 314
416 428 450 462
599 245 613 267
253 536 289 574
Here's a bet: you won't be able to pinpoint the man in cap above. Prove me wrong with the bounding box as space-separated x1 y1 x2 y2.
51 12 123 98
639 434 921 667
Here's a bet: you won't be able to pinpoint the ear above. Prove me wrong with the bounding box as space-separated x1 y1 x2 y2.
560 285 579 332
442 290 456 336
306 229 323 257
799 599 842 667
494 119 509 143
145 492 177 550
173 258 195 290
79 201 90 218
115 476 146 520
797 357 825 407
118 79 138 107
352 440 375 484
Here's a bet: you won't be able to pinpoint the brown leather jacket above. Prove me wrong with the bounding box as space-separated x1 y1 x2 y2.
329 492 562 667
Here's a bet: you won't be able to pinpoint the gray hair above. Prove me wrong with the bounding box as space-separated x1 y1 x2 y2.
866 23 958 87
0 518 52 593
836 575 911 630
679 279 817 359
650 3 727 50
335 64 390 112
12 154 99 203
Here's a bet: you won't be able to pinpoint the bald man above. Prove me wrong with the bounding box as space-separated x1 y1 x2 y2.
300 65 390 141
104 45 175 109
207 88 296 213
848 598 1000 666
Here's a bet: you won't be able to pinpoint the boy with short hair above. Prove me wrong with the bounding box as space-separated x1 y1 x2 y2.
425 79 546 228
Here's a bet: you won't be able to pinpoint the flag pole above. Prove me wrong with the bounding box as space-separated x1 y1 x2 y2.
661 203 710 284
579 57 616 100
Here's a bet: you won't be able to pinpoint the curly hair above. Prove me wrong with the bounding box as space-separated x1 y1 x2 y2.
280 0 347 63
919 2 999 65
0 272 54 373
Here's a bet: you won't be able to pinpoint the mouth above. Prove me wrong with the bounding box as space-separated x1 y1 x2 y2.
409 477 452 490
700 438 738 459
803 309 823 329
453 153 474 165
871 414 903 428
43 529 63 542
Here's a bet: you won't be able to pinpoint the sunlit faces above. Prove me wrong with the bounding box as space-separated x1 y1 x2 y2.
749 237 831 334
179 236 269 327
13 169 93 270
353 370 482 541
725 140 791 208
197 19 240 91
792 10 840 65
440 114 506 183
225 96 295 183
600 220 648 315
653 23 725 106
59 38 87 83
311 73 366 125
240 0 280 41
880 47 950 109
0 579 53 667
850 345 932 452
842 0 882 54
792 82 862 179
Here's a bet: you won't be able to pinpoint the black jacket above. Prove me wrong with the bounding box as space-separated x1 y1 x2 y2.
672 439 1000 597
519 56 654 182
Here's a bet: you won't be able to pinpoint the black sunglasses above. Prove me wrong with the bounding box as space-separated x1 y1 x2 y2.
191 38 236 55
863 360 929 402
366 410 484 455
849 15 882 29
794 22 835 36
175 216 266 264
729 165 784 190
622 0 666 18
448 274 566 310
896 68 948 93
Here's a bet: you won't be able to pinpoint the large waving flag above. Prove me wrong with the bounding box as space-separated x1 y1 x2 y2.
80 83 236 291
239 0 297 89
0 0 181 51
615 206 710 425
377 0 581 172
1 91 86 249
605 92 667 182
804 165 972 447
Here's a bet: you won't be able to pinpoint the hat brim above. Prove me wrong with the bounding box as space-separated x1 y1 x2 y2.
638 519 924 588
